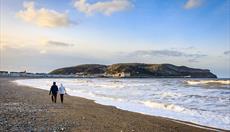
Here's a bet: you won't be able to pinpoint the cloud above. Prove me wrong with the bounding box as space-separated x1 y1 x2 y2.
184 0 202 9
224 50 230 55
47 41 74 47
128 50 206 62
16 2 74 28
74 0 133 16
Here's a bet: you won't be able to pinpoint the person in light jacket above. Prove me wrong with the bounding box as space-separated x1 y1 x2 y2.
59 84 66 103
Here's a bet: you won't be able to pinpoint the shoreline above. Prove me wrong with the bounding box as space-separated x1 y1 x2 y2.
2 75 229 79
0 77 227 131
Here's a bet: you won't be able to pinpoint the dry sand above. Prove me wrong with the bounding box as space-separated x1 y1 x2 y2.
0 78 226 132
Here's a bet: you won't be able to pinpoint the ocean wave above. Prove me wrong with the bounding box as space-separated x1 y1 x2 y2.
186 80 230 85
161 92 182 98
14 78 230 130
141 101 188 113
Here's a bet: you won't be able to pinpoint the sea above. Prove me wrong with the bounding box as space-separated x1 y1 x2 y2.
15 78 230 130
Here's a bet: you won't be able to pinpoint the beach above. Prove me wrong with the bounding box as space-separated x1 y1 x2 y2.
0 77 226 132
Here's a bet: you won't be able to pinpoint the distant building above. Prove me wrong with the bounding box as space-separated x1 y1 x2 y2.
19 72 28 77
91 73 104 77
24 72 35 77
0 71 9 76
10 72 21 77
4 70 105 78
9 71 34 77
113 72 131 78
75 72 85 77
184 75 191 78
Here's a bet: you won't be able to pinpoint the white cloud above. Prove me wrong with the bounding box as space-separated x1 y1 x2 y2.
16 2 73 28
47 41 74 47
74 0 133 16
127 50 207 62
184 0 202 9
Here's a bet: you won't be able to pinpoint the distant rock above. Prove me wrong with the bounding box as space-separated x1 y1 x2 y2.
50 63 217 78
50 64 107 75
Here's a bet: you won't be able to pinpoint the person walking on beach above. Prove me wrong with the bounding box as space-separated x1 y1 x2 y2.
49 82 58 103
58 84 66 103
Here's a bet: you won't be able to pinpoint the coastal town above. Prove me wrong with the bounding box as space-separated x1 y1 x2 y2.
0 70 131 78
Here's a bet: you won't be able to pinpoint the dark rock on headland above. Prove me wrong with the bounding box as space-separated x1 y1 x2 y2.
50 63 217 78
50 64 107 75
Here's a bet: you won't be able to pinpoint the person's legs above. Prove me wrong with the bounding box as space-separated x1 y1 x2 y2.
51 95 54 102
54 94 57 103
60 94 64 103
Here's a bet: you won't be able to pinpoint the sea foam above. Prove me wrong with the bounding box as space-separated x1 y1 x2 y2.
186 80 230 85
14 78 230 130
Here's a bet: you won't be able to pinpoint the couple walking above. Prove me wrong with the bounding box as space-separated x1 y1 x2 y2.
49 82 66 103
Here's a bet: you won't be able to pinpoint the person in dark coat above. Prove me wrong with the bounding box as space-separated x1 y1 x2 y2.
49 82 58 103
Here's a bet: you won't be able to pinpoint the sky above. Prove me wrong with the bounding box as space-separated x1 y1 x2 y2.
0 0 229 77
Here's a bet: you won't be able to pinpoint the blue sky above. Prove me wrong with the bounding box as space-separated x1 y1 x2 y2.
0 0 229 77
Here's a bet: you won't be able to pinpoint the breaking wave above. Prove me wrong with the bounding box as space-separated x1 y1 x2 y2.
141 101 188 113
186 80 230 85
14 78 230 130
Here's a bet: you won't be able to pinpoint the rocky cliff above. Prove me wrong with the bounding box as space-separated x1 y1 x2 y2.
50 63 217 78
50 64 107 75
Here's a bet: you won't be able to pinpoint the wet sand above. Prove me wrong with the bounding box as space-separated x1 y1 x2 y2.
0 78 226 132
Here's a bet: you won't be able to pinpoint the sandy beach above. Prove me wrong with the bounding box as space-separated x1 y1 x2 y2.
0 77 226 132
